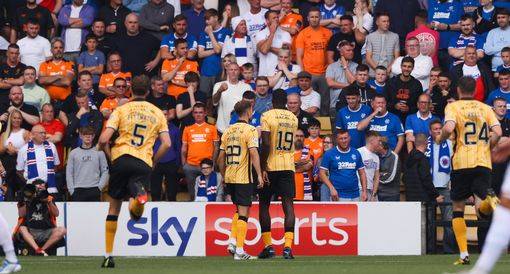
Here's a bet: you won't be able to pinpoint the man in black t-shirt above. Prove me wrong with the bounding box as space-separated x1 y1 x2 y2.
176 71 207 129
112 13 161 76
98 0 131 36
0 44 26 106
326 15 365 64
80 19 115 57
0 86 39 132
10 0 54 42
147 75 176 122
286 92 314 136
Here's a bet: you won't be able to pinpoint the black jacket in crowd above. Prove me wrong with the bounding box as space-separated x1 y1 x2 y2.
65 109 103 148
430 86 456 119
403 148 439 203
450 61 495 101
473 7 505 35
387 75 423 122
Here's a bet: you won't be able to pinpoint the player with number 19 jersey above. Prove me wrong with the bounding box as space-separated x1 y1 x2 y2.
261 109 299 172
444 100 500 170
107 99 168 168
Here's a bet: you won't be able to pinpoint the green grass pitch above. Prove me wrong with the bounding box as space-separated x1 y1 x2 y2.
12 255 510 274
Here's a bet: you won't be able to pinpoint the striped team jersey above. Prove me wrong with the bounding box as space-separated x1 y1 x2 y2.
444 100 500 170
261 109 299 171
106 99 168 167
220 121 259 184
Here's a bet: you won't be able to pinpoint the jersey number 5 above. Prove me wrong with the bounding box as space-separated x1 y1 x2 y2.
464 122 489 145
131 124 147 146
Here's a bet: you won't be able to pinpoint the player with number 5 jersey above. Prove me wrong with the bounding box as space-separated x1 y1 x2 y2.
258 89 299 260
439 76 502 266
98 75 171 269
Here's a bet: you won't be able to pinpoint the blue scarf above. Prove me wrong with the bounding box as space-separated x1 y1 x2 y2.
426 136 451 174
27 141 56 193
196 172 218 201
302 146 313 201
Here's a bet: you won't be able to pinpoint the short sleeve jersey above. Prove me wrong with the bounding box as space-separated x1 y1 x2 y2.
444 99 500 170
106 100 168 167
220 121 259 184
261 109 299 171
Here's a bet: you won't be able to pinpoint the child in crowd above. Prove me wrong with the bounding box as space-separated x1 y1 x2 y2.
368 65 387 95
319 0 345 34
194 159 224 202
495 47 510 78
77 34 106 88
304 118 323 165
241 62 256 90
99 77 129 120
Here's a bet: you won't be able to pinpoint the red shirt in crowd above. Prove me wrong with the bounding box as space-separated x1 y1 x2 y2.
40 119 65 170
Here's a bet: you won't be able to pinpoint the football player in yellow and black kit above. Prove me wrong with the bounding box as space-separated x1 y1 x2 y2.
98 75 171 268
218 100 263 260
258 89 299 259
439 76 502 265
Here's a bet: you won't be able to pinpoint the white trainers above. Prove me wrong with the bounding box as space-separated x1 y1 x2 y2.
227 243 236 255
0 260 21 273
234 252 257 260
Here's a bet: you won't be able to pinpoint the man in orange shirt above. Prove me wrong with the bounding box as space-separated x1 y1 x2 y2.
294 128 313 201
100 78 129 120
99 52 132 98
304 118 323 165
279 0 303 61
161 38 199 98
181 102 219 201
296 7 332 116
38 38 74 102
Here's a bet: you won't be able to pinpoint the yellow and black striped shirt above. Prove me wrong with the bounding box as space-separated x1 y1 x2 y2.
261 109 299 172
220 121 259 184
444 100 500 170
106 100 168 167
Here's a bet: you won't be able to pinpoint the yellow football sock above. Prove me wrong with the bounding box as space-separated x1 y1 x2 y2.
284 232 294 248
236 218 248 248
230 213 239 240
105 218 118 254
262 232 272 247
479 198 493 216
452 217 468 253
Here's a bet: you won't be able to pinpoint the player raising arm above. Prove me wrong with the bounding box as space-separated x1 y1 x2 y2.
98 75 171 268
218 100 263 260
437 76 502 266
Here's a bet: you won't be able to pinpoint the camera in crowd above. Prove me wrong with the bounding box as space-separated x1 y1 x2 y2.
20 179 49 204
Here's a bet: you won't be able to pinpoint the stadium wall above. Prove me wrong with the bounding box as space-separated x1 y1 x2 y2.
0 202 422 256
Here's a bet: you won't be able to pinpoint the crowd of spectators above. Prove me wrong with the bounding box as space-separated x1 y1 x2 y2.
0 0 508 222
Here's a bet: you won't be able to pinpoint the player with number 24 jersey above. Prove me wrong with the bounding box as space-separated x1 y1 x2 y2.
444 100 500 170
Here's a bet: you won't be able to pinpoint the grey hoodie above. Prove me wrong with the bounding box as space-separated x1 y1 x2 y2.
139 1 175 40
66 146 109 195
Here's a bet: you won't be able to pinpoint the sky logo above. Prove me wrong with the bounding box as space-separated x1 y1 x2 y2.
127 207 197 256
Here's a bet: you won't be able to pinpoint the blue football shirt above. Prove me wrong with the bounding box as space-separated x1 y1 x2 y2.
367 111 404 150
198 27 231 77
335 104 372 149
320 146 364 198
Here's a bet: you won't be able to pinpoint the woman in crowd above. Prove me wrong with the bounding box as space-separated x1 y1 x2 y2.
0 110 29 200
268 47 301 90
221 2 239 30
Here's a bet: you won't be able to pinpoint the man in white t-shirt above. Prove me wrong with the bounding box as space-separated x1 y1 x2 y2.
58 0 95 64
255 9 292 76
242 0 268 41
212 62 253 133
297 71 321 115
357 131 381 201
16 19 51 74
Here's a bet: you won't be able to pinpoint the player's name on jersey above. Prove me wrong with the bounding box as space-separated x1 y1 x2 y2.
127 111 158 124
